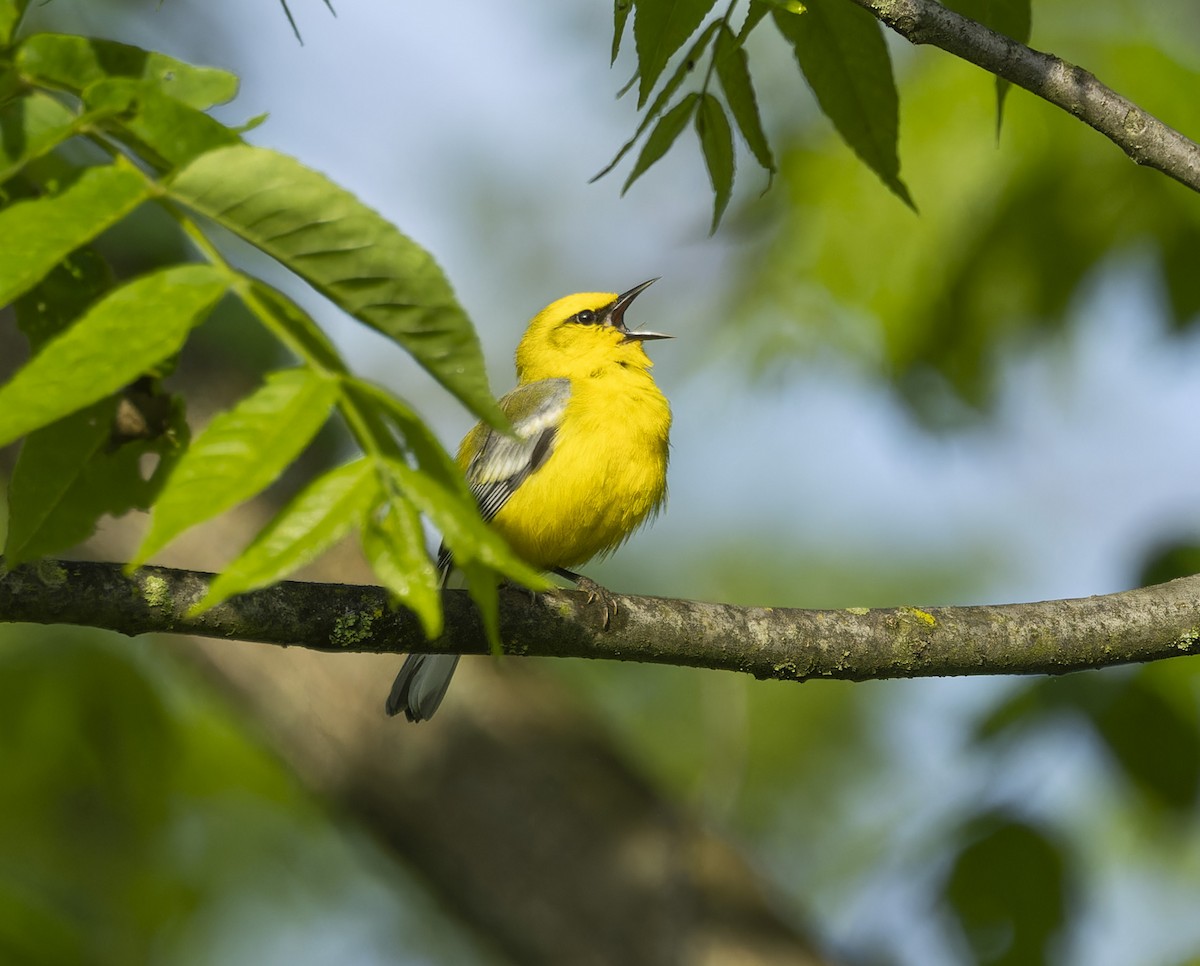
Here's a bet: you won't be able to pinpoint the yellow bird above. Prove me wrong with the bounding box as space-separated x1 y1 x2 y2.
387 279 672 721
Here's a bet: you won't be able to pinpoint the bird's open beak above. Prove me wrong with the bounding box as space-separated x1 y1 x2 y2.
607 278 672 342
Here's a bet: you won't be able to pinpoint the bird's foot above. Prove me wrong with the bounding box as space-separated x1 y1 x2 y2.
574 576 618 630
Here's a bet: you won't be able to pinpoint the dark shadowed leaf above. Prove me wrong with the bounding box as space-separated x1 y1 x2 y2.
773 0 912 207
714 25 775 176
942 815 1072 966
695 93 734 231
633 0 718 106
594 21 719 183
623 92 699 193
612 0 633 63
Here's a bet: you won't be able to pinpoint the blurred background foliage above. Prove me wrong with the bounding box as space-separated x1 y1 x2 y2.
3 0 1200 964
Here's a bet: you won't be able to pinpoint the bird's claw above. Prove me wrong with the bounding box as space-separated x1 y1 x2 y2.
575 576 618 629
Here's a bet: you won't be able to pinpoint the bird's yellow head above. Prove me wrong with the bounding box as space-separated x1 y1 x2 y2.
515 279 670 383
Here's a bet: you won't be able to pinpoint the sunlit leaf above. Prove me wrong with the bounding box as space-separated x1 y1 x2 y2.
0 91 80 184
623 92 699 194
380 455 546 587
695 93 734 231
773 0 912 207
714 26 774 177
134 367 339 565
362 493 442 639
83 78 241 170
633 0 719 106
16 33 238 108
0 264 226 448
0 0 30 45
194 458 378 612
167 145 502 427
0 163 148 309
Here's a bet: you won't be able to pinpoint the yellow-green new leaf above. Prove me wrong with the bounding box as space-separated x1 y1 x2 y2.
0 0 29 45
0 91 81 184
194 458 378 613
362 494 442 639
167 145 503 428
0 264 226 448
0 163 148 309
16 33 238 109
380 456 546 589
134 368 339 566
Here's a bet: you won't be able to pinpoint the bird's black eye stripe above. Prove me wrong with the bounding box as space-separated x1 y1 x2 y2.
574 309 597 325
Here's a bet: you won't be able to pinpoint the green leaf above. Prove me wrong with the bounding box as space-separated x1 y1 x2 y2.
0 0 30 46
343 376 473 502
14 245 113 351
0 91 81 184
4 398 113 564
361 493 442 639
612 0 633 63
622 92 700 194
3 390 184 564
714 25 775 176
738 1 775 40
133 367 339 565
695 93 734 231
194 458 378 612
380 455 546 588
16 34 238 109
594 20 719 183
461 558 504 658
773 0 912 207
0 264 226 448
84 78 241 170
633 0 719 107
0 163 149 309
1091 674 1200 813
943 815 1071 966
167 145 502 427
247 280 348 374
941 0 1031 127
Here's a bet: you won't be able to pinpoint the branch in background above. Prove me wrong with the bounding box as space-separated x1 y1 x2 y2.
849 0 1200 194
4 559 1200 683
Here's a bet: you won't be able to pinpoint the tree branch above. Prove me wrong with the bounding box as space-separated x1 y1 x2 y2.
849 0 1200 194
4 559 1200 682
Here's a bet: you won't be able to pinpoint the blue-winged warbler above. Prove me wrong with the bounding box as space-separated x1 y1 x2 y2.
387 279 672 721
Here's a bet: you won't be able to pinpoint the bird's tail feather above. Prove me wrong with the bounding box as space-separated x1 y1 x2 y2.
386 653 461 722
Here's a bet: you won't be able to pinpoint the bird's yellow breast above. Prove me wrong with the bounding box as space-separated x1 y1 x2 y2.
488 361 670 569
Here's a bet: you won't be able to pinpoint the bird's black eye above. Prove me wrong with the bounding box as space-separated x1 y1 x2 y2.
574 309 597 325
